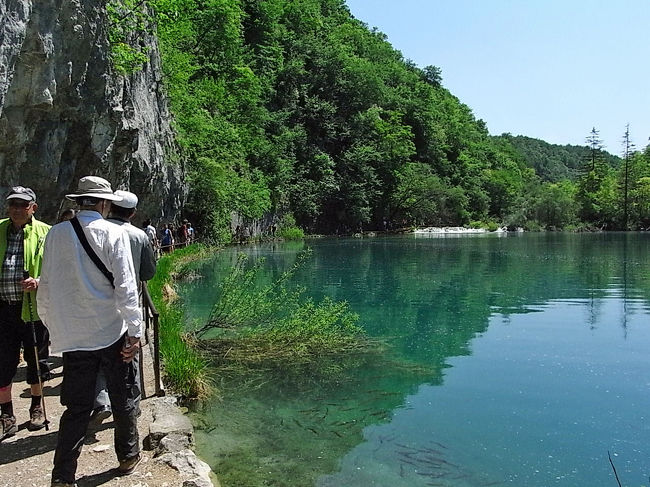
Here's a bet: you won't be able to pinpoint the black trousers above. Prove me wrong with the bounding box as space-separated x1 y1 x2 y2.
0 301 50 387
52 336 140 483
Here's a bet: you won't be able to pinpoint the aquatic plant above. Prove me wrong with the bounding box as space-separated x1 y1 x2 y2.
148 244 374 397
194 250 382 383
196 250 313 334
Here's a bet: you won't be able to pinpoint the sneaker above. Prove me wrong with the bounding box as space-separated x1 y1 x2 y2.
117 452 142 476
0 413 17 441
89 406 112 428
27 404 46 431
51 480 78 487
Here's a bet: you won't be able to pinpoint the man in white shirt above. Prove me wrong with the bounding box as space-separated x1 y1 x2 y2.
143 218 158 251
90 190 156 424
38 176 143 486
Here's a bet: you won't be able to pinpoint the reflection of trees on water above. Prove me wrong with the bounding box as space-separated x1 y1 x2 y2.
620 234 630 338
183 233 650 487
287 233 650 364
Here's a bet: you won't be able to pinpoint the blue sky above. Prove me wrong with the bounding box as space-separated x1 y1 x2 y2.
345 0 650 155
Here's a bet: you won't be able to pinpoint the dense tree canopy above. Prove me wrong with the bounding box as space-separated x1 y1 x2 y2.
142 0 650 236
500 134 622 183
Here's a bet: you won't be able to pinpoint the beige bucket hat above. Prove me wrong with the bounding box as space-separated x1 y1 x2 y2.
66 176 123 202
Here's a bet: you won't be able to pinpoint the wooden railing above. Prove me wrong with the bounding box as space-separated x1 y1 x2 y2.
141 282 164 397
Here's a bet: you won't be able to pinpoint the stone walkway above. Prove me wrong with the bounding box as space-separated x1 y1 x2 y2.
0 341 212 487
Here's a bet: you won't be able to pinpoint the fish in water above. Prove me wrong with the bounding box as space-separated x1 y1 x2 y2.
298 407 319 413
370 410 388 417
331 420 350 426
398 458 418 468
415 471 446 479
395 442 418 451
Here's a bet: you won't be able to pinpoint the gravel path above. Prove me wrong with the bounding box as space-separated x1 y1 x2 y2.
0 344 187 487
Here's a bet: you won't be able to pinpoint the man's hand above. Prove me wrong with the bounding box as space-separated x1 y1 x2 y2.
121 336 141 363
21 277 39 291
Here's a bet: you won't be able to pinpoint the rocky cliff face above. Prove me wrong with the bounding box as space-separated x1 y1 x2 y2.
0 0 184 224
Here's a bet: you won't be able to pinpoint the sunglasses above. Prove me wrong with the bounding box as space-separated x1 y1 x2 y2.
7 200 32 209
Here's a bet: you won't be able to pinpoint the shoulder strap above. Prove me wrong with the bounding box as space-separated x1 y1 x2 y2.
70 217 115 289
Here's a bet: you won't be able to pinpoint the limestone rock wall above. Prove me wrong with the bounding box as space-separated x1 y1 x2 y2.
0 0 184 224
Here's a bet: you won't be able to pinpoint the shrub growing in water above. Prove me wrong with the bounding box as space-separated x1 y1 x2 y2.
195 250 376 381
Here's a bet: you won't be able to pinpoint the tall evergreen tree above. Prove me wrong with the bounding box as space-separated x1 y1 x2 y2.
585 127 605 172
620 124 635 229
577 127 616 227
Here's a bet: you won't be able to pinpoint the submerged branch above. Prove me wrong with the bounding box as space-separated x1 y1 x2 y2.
607 451 622 487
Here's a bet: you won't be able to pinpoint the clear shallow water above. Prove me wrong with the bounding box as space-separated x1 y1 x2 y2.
180 233 650 487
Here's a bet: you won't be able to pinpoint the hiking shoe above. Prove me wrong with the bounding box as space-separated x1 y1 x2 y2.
117 452 142 476
0 413 17 441
51 480 78 487
89 406 112 428
27 404 46 431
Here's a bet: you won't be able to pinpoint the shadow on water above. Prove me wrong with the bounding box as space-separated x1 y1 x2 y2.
180 232 650 487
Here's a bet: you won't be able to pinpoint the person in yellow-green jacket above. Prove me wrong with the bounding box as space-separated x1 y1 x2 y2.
0 186 50 441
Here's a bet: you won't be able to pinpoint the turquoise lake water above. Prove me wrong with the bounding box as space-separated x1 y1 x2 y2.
180 232 650 487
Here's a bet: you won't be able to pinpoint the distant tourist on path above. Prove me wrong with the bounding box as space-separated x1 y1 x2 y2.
143 219 158 252
57 208 76 222
0 186 51 441
160 223 174 253
177 219 189 248
38 176 143 485
187 221 195 244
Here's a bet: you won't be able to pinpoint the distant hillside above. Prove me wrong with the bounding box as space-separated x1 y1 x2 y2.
499 134 621 182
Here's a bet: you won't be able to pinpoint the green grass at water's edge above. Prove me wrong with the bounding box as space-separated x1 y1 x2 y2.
148 244 211 398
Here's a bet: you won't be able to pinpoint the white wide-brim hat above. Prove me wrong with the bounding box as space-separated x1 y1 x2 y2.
65 176 123 202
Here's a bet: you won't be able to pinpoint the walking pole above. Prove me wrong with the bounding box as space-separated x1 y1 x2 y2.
22 270 49 431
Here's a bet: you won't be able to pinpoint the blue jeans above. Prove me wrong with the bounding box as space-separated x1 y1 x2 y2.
52 336 140 483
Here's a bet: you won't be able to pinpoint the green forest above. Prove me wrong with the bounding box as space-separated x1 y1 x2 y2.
111 0 650 237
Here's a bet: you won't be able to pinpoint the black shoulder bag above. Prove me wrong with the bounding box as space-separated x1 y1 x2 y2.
70 217 115 289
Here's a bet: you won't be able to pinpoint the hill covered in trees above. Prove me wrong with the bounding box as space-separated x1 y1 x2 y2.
499 134 621 183
122 0 650 234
